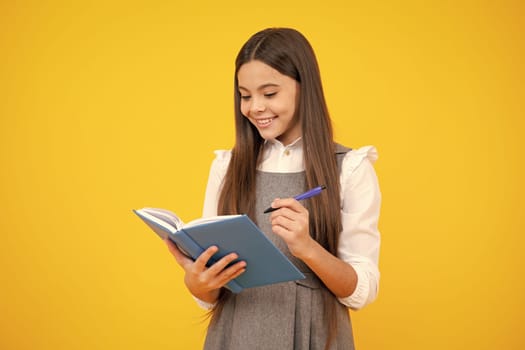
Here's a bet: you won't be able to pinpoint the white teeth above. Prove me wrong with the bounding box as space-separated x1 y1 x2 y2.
257 118 273 126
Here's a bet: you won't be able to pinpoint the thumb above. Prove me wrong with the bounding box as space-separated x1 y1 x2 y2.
165 238 193 267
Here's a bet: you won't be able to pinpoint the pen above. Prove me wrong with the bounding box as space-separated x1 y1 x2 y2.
263 185 327 213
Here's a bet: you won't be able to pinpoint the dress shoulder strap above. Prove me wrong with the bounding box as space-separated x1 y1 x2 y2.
335 143 352 172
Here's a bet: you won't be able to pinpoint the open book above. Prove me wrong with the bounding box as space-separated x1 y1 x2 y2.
133 207 305 293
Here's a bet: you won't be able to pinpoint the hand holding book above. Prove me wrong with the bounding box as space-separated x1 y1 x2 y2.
165 238 246 303
133 208 305 293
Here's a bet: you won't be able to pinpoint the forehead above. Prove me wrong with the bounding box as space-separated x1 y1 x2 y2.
237 60 292 90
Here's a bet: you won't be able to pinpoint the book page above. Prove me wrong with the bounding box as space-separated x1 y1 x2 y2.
184 215 242 228
141 208 184 231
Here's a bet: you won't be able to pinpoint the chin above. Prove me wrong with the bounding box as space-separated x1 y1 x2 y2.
258 130 280 141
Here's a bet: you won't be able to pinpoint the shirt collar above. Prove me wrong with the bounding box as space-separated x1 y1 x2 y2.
264 137 303 150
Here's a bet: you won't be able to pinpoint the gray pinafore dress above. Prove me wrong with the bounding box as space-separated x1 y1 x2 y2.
204 145 354 350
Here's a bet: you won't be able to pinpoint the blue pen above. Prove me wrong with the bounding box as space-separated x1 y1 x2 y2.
263 185 327 213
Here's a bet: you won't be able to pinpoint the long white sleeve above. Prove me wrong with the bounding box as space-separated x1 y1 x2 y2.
336 146 381 309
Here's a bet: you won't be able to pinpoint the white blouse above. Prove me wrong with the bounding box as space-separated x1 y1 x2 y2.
200 138 381 310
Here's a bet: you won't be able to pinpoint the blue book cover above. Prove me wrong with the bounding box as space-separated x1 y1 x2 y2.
133 208 305 293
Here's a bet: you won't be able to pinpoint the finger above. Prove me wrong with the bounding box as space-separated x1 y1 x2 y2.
215 261 247 286
271 213 294 228
271 198 306 213
270 207 300 222
271 213 309 238
272 222 292 239
206 252 241 275
271 215 297 236
165 239 193 268
194 245 219 270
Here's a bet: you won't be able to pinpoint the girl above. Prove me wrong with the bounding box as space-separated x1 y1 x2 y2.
166 27 381 350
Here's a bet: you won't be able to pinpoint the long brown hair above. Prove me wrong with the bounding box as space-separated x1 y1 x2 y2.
215 28 343 348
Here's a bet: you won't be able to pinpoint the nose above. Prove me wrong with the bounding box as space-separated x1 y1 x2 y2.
250 97 266 114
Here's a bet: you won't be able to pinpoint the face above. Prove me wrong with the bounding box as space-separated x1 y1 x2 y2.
237 60 301 146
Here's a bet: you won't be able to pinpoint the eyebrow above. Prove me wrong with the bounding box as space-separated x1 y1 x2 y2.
238 83 280 91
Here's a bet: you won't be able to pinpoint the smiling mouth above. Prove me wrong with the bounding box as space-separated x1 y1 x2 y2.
255 117 275 127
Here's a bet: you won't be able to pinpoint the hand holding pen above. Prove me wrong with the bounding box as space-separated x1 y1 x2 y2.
263 185 327 213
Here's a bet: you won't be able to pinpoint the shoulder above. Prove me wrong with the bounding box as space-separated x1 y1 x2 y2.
212 149 232 163
340 145 379 187
342 145 378 172
209 149 231 174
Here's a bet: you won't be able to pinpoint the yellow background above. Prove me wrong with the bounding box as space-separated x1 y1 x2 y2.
1 1 523 349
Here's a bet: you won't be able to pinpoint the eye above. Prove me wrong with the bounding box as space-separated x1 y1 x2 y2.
240 95 251 101
264 92 277 98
